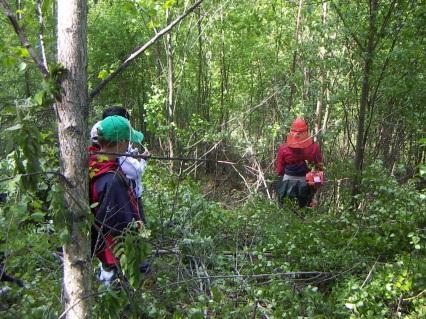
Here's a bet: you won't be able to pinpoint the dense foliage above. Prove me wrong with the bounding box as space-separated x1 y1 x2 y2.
1 160 425 318
1 0 425 318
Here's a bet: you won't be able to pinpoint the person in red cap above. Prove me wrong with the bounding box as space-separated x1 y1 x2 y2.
275 118 324 207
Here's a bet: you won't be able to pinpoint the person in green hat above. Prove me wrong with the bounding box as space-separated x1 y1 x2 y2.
90 108 150 225
89 115 145 286
97 114 144 150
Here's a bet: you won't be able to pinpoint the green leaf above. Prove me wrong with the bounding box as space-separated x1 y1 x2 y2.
97 69 109 79
90 202 99 209
5 123 23 131
18 62 27 72
59 229 70 243
18 47 29 58
31 212 45 222
34 91 44 105
2 55 16 67
163 0 177 9
42 0 53 16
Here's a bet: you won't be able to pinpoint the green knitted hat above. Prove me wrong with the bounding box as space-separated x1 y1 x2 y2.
98 115 144 144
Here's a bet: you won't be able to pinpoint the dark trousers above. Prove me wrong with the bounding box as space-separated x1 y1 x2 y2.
276 178 314 208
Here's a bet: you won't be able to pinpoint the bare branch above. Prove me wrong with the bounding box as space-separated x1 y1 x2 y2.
0 0 49 77
164 271 334 287
403 289 426 301
91 150 235 165
89 0 204 100
361 258 378 288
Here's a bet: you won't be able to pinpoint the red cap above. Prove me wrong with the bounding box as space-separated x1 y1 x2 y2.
286 118 313 148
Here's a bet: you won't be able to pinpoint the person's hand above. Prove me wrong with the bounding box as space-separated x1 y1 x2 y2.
128 145 139 155
142 149 150 159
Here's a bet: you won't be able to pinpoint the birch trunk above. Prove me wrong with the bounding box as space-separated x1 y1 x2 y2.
315 1 328 142
165 8 175 169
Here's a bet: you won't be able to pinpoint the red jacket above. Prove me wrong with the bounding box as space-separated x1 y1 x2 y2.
276 143 323 176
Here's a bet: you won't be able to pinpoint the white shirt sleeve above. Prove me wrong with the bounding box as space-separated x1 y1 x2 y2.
139 159 147 176
118 151 148 198
118 156 143 180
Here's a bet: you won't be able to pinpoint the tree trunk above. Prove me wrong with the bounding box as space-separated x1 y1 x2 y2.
16 0 32 98
36 0 48 70
321 76 331 132
288 0 303 110
352 0 378 197
315 1 328 142
165 8 175 169
219 8 227 125
196 7 203 115
57 1 91 318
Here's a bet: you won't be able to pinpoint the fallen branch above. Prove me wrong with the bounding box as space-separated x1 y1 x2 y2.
361 258 378 288
164 271 334 287
154 248 273 258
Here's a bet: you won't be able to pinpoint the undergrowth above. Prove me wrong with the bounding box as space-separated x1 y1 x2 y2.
0 161 425 318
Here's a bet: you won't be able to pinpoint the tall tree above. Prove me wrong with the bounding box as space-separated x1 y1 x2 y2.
288 0 303 110
56 0 91 318
165 8 175 167
314 1 328 143
352 0 378 196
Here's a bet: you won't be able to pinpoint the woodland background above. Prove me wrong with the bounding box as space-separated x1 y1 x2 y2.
0 0 425 318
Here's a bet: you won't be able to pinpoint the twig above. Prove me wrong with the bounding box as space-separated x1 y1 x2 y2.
57 291 104 319
396 293 403 315
231 164 253 195
310 263 361 285
252 299 258 319
403 289 426 301
184 139 225 175
360 258 378 288
91 151 235 165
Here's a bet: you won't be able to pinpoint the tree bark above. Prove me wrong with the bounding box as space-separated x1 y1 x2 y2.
57 1 91 318
315 1 328 142
352 0 378 196
165 8 175 169
219 7 227 126
288 0 303 110
36 0 48 71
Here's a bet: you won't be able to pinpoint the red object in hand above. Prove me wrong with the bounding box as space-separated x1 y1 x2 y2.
306 171 325 187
